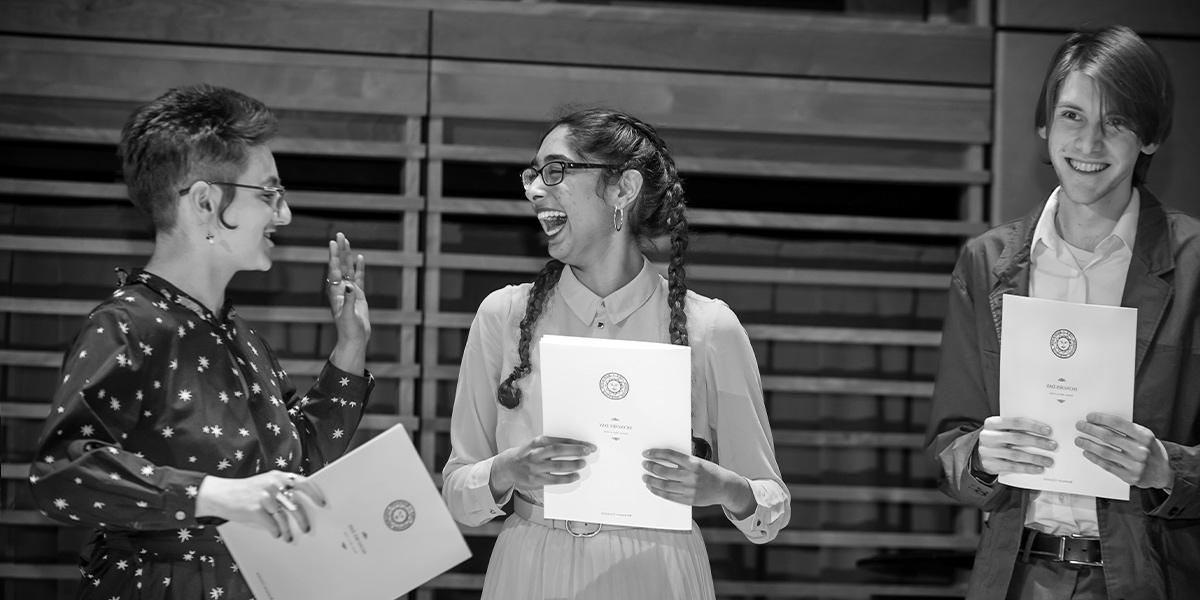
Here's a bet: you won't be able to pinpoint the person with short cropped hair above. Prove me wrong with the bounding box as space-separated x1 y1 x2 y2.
927 26 1200 600
442 108 789 599
29 83 375 599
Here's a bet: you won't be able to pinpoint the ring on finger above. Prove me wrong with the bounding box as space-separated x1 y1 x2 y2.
275 490 299 512
325 278 343 286
276 492 299 512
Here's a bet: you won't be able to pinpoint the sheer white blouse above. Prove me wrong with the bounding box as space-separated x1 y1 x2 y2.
442 260 790 543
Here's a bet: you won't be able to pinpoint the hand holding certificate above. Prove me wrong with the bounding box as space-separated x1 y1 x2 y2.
218 425 470 600
998 295 1136 500
540 335 692 530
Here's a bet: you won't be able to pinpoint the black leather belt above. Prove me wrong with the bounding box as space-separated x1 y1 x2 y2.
1019 528 1103 567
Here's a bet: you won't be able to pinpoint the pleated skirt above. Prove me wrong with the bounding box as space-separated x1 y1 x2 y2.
482 513 716 600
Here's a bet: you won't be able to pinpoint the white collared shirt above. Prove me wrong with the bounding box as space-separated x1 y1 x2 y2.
1024 187 1139 536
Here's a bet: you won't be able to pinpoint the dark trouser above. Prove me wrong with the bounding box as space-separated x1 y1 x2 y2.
1005 556 1107 599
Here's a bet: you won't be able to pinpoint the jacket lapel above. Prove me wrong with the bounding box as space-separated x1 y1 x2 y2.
988 208 1040 343
1122 188 1175 374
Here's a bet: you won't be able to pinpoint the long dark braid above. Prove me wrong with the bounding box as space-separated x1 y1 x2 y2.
604 112 689 347
496 259 566 409
496 108 690 408
664 180 689 346
659 158 703 459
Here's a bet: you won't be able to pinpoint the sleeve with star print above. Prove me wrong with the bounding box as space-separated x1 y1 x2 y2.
29 304 208 531
263 334 374 473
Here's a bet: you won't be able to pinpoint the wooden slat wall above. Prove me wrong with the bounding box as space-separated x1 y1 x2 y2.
430 61 990 143
0 6 431 597
1 1 997 599
421 2 988 597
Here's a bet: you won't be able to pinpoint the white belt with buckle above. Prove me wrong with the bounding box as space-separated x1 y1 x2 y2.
512 497 631 538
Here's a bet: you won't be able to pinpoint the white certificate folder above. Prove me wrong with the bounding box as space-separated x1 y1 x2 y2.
540 334 692 530
998 294 1136 500
217 425 471 600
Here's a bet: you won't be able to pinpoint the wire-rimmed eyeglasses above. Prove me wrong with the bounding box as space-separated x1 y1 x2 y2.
520 161 616 188
177 181 287 215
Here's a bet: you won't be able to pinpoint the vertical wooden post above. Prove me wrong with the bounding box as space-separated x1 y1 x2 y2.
400 115 422 421
421 116 445 474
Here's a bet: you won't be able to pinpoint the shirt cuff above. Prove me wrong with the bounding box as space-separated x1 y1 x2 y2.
315 361 375 402
1155 439 1173 495
723 477 787 543
460 456 510 521
1146 440 1198 518
161 470 208 528
969 446 999 486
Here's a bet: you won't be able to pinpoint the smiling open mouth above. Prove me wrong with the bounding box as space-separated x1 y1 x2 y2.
1068 159 1109 173
537 210 567 236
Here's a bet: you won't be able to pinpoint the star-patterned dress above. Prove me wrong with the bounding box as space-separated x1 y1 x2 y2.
29 269 374 600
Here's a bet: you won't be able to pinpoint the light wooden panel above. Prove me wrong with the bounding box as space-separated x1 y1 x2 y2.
433 5 992 85
431 60 991 143
997 0 1200 36
0 96 425 158
0 36 428 117
433 143 990 185
0 0 431 56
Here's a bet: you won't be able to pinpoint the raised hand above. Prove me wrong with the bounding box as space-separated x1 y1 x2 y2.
326 232 370 346
195 471 328 543
642 448 754 517
976 416 1057 475
1076 412 1173 490
490 436 596 498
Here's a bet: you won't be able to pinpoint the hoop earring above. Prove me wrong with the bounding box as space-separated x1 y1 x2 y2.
613 206 624 232
205 232 215 245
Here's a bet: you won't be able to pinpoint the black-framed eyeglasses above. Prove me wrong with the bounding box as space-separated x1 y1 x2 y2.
521 161 615 188
177 181 287 215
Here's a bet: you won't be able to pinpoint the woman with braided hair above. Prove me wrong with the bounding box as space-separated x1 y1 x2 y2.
442 108 789 599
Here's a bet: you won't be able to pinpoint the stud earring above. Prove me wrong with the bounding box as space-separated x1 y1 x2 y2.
205 232 215 244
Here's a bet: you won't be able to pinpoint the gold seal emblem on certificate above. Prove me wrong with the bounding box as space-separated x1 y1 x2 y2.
1050 328 1077 359
383 499 416 531
598 372 630 400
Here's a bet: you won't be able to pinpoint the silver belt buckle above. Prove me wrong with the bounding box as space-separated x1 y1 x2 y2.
1063 534 1103 567
566 521 602 538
